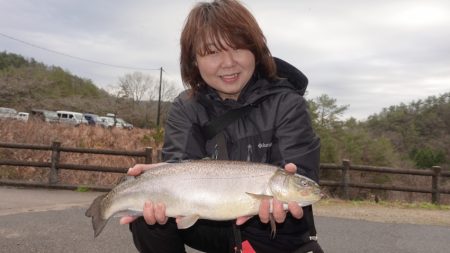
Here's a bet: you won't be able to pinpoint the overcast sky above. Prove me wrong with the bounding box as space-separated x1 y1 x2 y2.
1 0 449 120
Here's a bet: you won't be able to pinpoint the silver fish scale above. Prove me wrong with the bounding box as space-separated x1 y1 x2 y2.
142 160 278 179
100 160 319 222
102 160 278 219
87 160 321 237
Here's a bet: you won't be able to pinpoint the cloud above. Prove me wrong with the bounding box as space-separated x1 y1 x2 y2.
1 0 449 120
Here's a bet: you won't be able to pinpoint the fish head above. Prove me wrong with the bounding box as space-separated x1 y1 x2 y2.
269 169 321 206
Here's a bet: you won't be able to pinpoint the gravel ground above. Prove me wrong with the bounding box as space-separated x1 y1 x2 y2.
313 198 450 227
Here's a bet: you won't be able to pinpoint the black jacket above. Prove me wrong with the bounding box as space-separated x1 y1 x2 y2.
161 58 320 251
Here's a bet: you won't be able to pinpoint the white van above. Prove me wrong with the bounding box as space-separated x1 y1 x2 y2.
30 109 59 123
0 107 17 119
16 112 29 122
56 111 87 126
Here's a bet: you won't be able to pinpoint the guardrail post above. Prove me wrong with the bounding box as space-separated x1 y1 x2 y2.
157 149 163 163
342 159 350 200
49 141 61 184
432 166 442 205
144 147 153 164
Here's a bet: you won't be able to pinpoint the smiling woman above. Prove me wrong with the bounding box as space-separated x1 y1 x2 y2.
195 43 255 100
126 1 322 253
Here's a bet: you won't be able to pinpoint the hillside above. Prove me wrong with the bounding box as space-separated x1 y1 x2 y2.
0 51 112 111
305 92 450 170
0 51 169 127
365 93 450 169
1 51 449 171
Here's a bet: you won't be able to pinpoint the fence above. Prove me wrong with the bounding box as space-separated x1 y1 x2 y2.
0 141 152 191
1 142 449 204
319 159 450 204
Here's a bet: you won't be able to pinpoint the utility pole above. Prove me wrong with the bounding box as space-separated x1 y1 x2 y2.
156 67 163 127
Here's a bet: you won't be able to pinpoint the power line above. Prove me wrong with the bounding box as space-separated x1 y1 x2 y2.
0 32 161 71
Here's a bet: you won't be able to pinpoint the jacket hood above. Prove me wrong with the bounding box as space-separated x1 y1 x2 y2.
273 57 308 96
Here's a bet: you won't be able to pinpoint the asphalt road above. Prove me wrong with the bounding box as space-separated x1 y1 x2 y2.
1 186 449 253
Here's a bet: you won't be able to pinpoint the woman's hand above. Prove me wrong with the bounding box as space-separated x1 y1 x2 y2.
119 163 168 225
236 163 304 226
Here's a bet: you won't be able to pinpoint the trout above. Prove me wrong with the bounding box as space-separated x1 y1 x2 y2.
85 160 321 237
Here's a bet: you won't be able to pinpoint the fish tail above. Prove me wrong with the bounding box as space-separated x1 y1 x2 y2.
85 194 108 238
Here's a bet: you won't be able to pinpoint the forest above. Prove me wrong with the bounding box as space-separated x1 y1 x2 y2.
1 51 449 171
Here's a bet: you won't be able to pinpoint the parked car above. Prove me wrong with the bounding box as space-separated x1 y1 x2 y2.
16 112 29 122
116 118 134 130
30 109 59 123
98 115 133 129
83 113 102 126
0 107 17 119
98 116 115 128
56 110 87 126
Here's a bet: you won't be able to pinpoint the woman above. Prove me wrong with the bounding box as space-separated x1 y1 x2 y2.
122 0 322 252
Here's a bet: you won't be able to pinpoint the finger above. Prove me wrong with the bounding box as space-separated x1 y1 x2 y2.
128 163 168 176
119 216 137 225
127 164 145 176
272 198 287 223
143 201 156 225
236 215 253 226
258 198 270 224
284 163 297 174
155 203 168 225
288 202 304 219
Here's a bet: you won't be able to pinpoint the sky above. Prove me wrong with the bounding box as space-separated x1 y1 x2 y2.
1 0 449 120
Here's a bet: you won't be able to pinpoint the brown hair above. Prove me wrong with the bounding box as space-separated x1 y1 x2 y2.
180 0 276 94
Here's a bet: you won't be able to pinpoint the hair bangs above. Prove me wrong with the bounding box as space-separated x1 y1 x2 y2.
195 4 253 56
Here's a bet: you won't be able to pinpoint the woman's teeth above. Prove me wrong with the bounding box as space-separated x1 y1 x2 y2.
221 73 238 80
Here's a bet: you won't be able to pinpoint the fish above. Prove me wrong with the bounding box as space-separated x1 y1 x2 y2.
85 160 321 237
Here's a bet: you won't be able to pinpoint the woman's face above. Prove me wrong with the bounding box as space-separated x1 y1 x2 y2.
196 38 255 100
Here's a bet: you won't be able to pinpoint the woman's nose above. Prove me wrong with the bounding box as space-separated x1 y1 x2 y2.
220 50 236 67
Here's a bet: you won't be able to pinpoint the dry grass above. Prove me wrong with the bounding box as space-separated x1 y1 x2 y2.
1 119 449 204
0 119 159 186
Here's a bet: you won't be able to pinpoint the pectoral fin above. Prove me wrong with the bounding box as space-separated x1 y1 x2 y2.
245 192 273 199
245 192 277 238
269 214 276 238
176 215 200 229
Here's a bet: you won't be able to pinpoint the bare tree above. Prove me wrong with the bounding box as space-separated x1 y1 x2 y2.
118 72 156 103
114 72 183 127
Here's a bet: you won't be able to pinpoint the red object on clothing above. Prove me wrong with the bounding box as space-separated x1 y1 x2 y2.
242 240 256 253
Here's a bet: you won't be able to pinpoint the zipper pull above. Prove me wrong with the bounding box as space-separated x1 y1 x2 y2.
246 144 253 162
212 144 219 160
